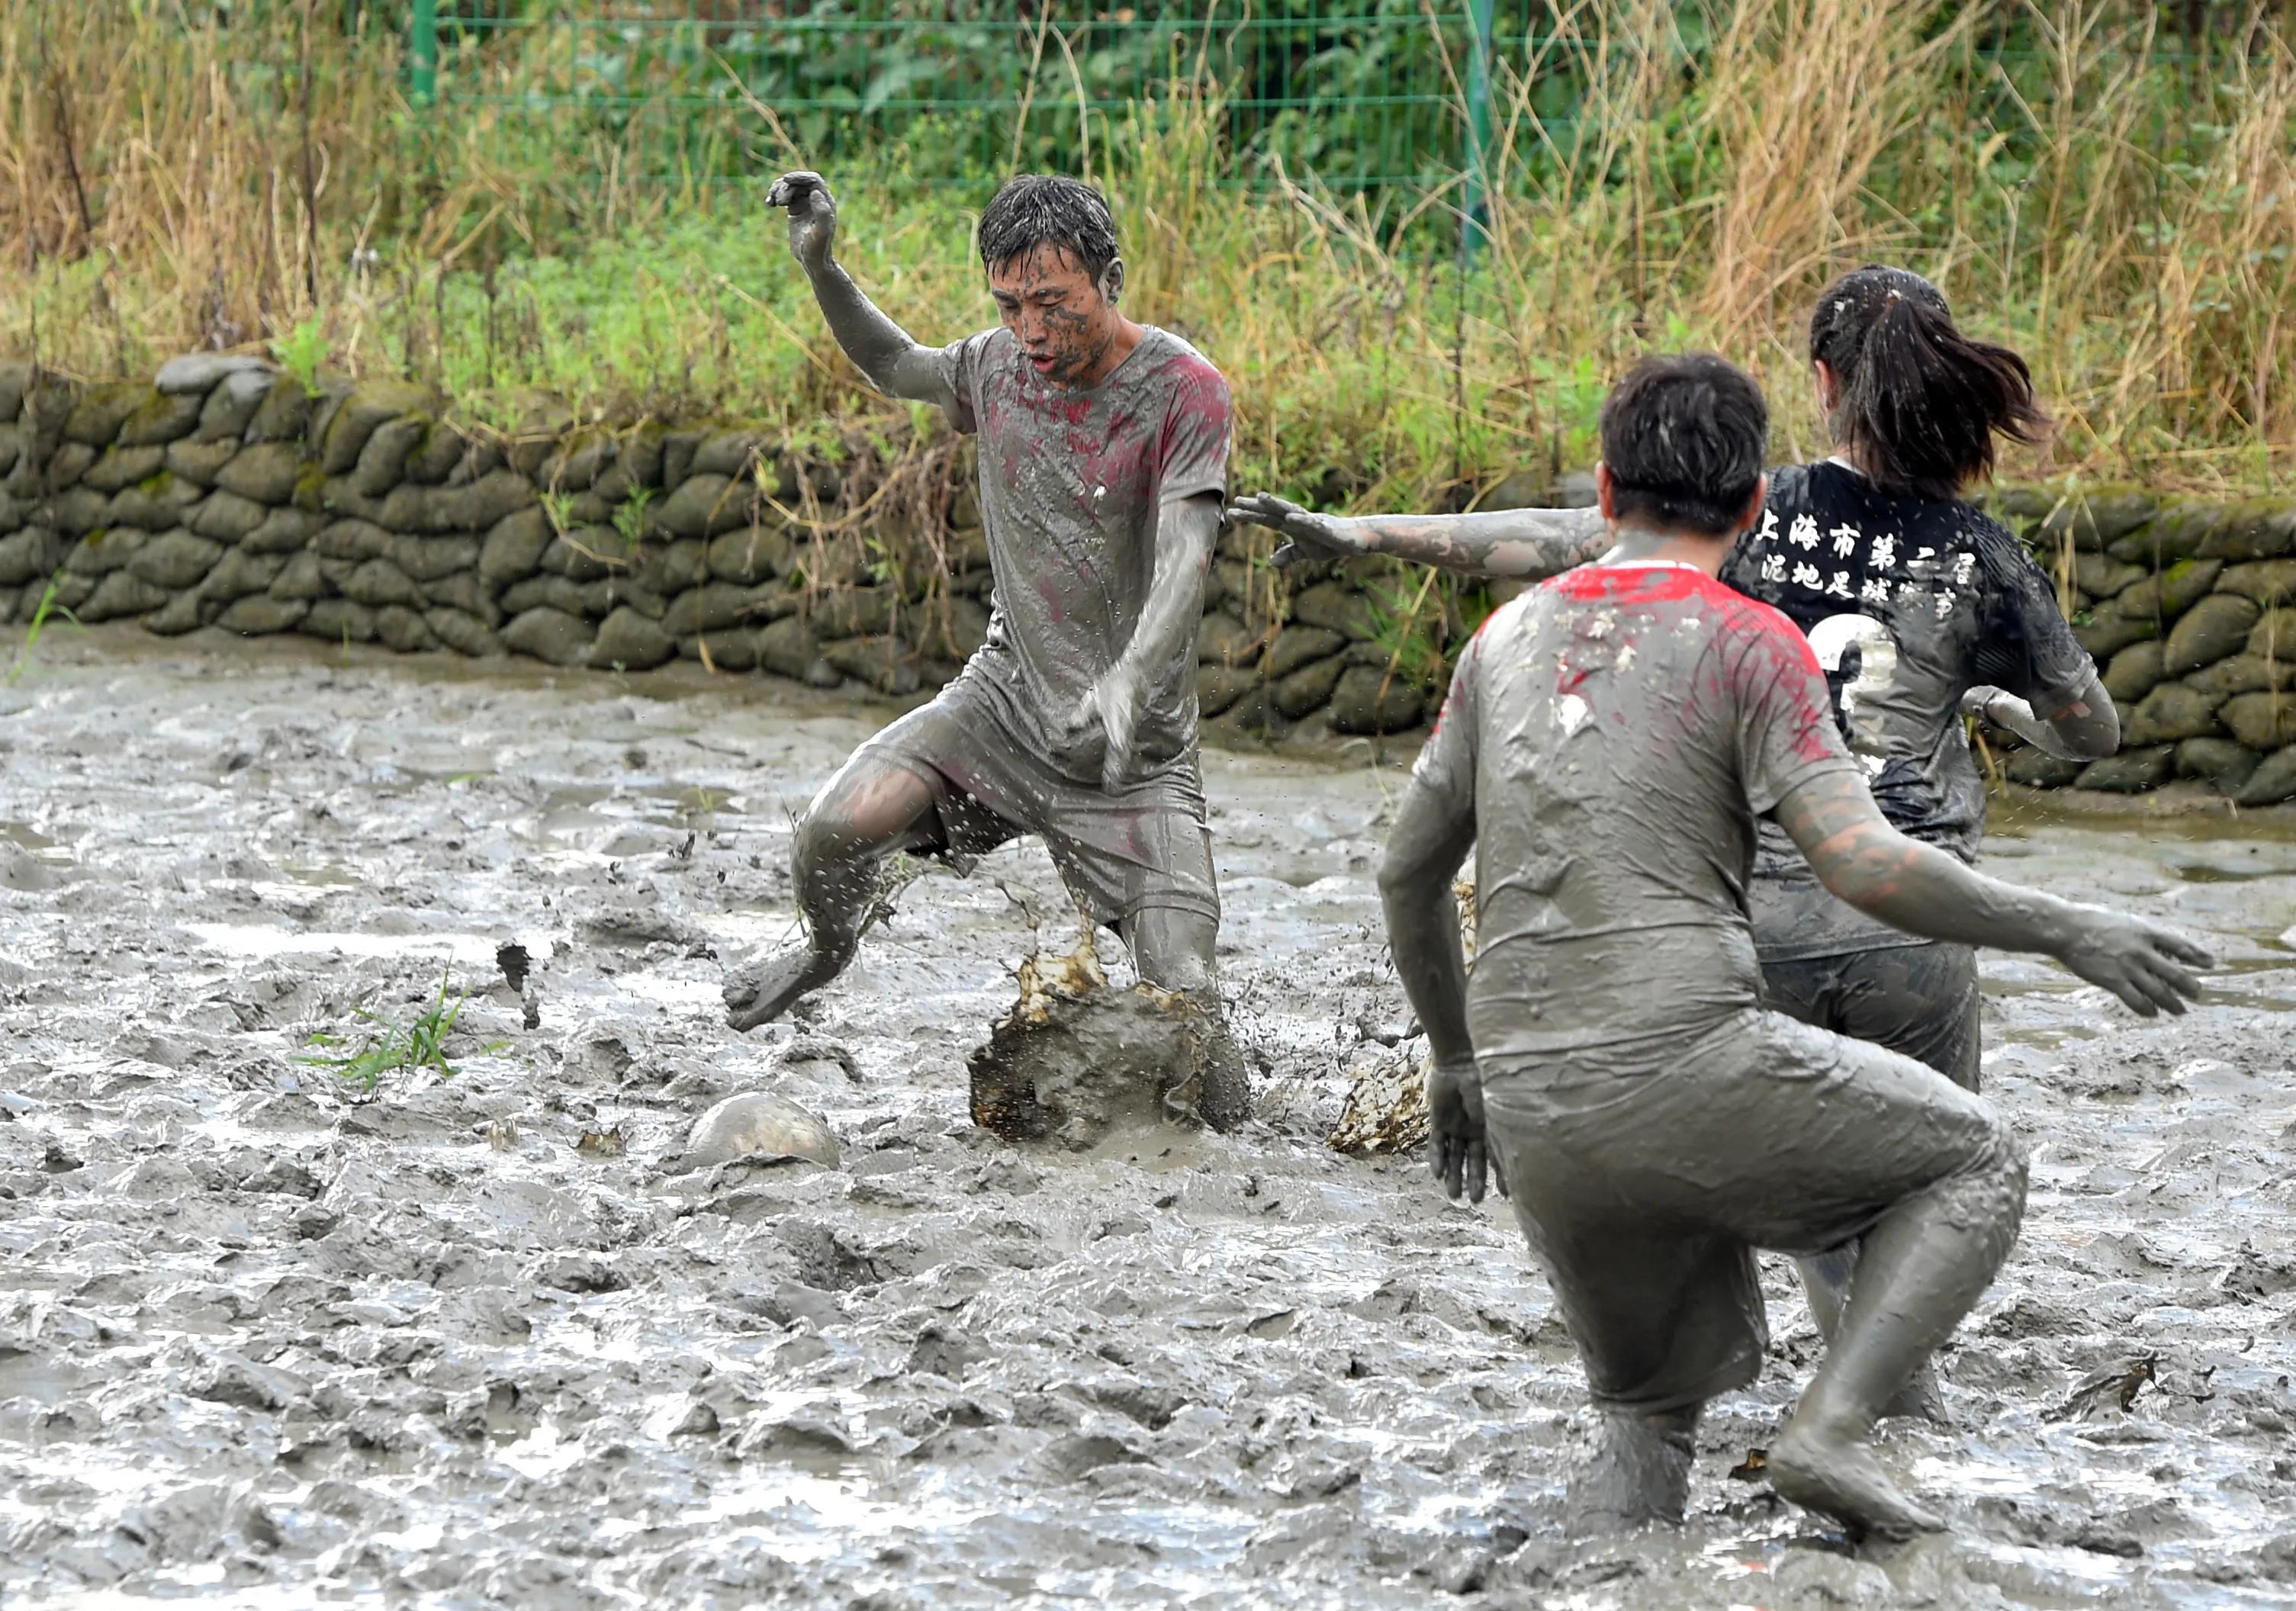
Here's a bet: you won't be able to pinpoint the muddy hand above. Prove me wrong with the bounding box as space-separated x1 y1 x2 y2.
2060 908 2214 1017
766 170 838 274
1225 493 1362 571
1426 1058 1504 1204
1079 661 1146 793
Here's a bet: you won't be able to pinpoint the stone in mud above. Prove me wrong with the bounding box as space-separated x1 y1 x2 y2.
2073 551 2146 600
127 529 224 590
2102 642 2165 704
375 604 437 654
2249 607 2296 661
1290 580 1380 640
2074 609 2154 664
351 414 428 498
1275 652 1347 719
2162 593 2262 675
480 507 551 587
213 440 309 506
679 1092 841 1172
1197 664 1258 718
79 570 169 623
215 594 307 635
664 581 757 638
66 528 146 576
2122 682 2227 746
305 597 378 643
269 550 325 600
108 476 202 532
0 529 59 587
140 590 204 637
2224 691 2296 753
163 436 240 490
2121 558 2224 623
2219 559 2296 609
502 574 597 619
80 444 166 494
966 934 1249 1146
2196 497 2296 562
912 595 989 661
404 420 466 486
62 381 146 447
200 546 288 602
391 533 479 583
155 353 272 394
243 374 317 444
539 532 620 582
501 606 593 667
822 634 918 695
812 586 896 638
592 606 677 671
1327 664 1425 735
0 360 29 423
656 471 748 539
188 490 271 543
632 537 709 595
422 571 501 626
341 558 423 610
317 379 437 474
2004 748 2088 788
1265 624 1346 680
241 506 317 555
2039 486 2157 551
1198 610 1258 667
680 629 758 671
2177 737 2261 795
426 606 504 658
706 525 793 585
47 487 110 536
2186 654 2292 698
114 388 207 448
2237 744 2296 806
756 616 818 680
197 367 277 442
2078 744 2175 793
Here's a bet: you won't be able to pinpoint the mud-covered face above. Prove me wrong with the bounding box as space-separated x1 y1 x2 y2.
987 244 1123 387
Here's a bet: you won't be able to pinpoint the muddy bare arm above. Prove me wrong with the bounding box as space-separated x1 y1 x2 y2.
1226 494 1612 580
1081 493 1221 789
767 172 960 414
1774 768 2211 1015
1378 776 1500 1202
1963 670 2120 760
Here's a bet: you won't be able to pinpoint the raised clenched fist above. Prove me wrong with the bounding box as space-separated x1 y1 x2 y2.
766 170 838 275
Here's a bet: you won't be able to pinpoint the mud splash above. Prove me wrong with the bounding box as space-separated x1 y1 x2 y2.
0 626 2291 1609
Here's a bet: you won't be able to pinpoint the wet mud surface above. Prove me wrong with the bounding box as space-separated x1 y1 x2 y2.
2 627 2293 1609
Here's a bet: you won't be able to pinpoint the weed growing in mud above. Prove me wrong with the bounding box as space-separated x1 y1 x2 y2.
302 965 504 1098
5 571 81 688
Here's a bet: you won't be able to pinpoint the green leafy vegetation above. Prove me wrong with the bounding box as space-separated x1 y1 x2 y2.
301 964 503 1097
5 571 81 689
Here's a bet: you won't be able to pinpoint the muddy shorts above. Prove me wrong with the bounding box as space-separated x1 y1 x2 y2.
1751 863 1982 1090
854 683 1220 932
1760 938 1981 1092
1481 1008 2018 1416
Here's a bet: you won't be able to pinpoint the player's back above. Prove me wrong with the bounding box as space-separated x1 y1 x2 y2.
1417 561 1855 1070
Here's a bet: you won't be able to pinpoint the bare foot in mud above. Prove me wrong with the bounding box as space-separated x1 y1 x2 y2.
1767 1420 1944 1541
1566 1413 1695 1531
724 943 847 1031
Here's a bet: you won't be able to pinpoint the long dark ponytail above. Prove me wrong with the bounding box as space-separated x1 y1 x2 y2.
1809 265 2049 500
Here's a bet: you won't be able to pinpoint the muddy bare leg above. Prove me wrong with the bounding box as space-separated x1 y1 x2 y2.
725 757 937 1031
1568 1405 1700 1531
1769 1131 2027 1539
1124 903 1246 1129
1798 1243 1947 1423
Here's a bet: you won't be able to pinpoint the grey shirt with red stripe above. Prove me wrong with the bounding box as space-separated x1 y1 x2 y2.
933 323 1233 785
1413 561 1865 1066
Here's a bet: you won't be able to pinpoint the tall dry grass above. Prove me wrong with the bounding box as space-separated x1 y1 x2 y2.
2 1 2291 500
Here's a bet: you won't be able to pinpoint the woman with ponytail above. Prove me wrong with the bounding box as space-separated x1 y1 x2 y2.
1231 266 2118 1421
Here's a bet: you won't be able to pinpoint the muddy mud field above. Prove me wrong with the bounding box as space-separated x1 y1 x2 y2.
2 628 2293 1610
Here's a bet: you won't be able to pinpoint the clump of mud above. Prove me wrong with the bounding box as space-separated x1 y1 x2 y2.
1329 1046 1429 1155
968 931 1250 1144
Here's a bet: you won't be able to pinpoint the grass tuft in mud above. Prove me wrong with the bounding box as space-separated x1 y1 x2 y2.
301 964 503 1098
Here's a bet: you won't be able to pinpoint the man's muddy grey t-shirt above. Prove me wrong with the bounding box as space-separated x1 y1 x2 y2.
1722 462 2095 959
1413 562 1863 1065
933 324 1233 784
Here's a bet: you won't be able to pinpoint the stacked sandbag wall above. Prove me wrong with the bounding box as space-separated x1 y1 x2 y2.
1979 486 2296 806
1 354 2289 799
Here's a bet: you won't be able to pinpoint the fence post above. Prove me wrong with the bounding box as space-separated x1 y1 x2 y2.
1462 0 1495 256
410 0 439 108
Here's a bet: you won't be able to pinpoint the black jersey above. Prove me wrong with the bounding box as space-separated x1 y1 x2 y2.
1721 461 2095 959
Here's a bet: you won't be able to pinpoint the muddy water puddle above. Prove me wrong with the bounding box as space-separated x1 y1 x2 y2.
1 627 2293 1609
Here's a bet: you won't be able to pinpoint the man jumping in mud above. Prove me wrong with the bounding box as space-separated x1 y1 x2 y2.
1380 355 2208 1539
725 171 1242 1124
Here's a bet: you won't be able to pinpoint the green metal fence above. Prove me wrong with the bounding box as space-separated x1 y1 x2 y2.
382 2 1551 199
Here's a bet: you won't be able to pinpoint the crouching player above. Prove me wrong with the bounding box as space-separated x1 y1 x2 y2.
1380 354 2209 1538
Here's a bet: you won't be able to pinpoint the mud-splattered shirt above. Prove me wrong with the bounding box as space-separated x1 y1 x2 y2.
933 324 1233 783
1415 562 1862 1061
1722 461 2095 959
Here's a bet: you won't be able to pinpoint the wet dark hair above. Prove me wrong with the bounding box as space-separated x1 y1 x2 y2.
1809 265 2049 500
976 174 1121 281
1598 353 1769 537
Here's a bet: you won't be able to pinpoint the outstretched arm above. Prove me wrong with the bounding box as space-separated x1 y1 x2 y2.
767 172 960 413
1377 772 1498 1204
1963 670 2120 760
1226 494 1612 580
1774 767 2210 1015
1082 493 1221 789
